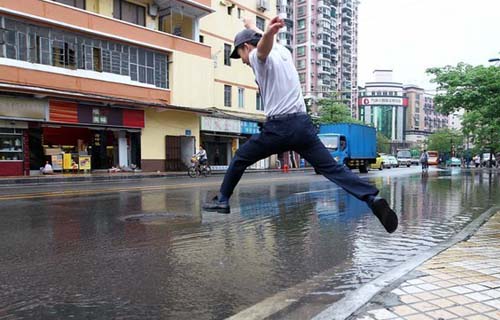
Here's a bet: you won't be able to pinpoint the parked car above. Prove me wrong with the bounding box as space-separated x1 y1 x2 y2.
380 155 391 168
482 153 496 167
396 149 412 167
381 155 397 168
448 157 461 167
370 154 384 170
387 155 398 168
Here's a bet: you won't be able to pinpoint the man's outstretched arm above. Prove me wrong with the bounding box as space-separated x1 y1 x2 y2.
243 16 284 62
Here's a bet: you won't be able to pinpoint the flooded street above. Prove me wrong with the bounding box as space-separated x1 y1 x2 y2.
0 169 499 319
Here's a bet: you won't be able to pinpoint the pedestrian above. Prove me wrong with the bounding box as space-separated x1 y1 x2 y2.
474 155 480 168
202 17 398 233
40 161 54 175
420 150 429 173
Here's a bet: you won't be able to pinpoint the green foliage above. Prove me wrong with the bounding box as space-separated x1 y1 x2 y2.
427 63 500 153
377 132 391 154
317 99 361 124
427 129 464 154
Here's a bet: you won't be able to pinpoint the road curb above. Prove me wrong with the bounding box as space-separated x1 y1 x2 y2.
311 206 500 320
0 168 314 185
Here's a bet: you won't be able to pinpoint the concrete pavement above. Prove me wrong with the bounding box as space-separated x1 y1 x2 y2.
350 210 500 320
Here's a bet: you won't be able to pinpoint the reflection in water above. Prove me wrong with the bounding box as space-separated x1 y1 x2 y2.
0 171 498 319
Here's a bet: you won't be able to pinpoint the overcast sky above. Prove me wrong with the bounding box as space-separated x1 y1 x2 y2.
358 0 500 90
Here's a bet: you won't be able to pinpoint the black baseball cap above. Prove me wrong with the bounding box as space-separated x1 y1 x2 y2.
230 29 262 59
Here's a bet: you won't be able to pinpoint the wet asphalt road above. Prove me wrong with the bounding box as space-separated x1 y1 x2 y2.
0 167 499 319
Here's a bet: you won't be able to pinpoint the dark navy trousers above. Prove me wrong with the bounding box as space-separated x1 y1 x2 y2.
220 113 379 201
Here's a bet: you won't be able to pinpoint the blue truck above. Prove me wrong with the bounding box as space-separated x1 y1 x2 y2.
318 123 377 173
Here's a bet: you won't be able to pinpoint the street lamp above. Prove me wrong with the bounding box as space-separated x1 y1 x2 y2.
488 58 500 66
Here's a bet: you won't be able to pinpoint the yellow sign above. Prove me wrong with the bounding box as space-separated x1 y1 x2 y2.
63 153 72 170
78 156 91 170
51 154 63 171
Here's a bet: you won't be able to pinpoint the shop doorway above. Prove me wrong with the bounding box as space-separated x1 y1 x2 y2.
40 126 140 171
165 135 195 171
28 126 44 170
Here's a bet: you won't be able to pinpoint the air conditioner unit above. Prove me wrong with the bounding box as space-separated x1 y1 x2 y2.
148 4 159 17
257 0 269 12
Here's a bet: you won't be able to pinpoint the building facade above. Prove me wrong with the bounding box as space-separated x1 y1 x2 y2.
358 71 449 150
358 70 407 144
337 0 358 117
276 0 358 115
404 86 448 145
0 0 274 176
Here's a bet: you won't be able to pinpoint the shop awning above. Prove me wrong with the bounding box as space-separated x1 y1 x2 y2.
0 82 213 115
208 107 266 122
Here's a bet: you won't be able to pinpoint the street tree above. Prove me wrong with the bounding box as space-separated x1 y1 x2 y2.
377 132 391 154
427 128 464 157
317 99 361 124
427 63 500 165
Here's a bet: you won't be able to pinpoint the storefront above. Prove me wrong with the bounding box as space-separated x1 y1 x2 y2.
200 116 268 170
32 100 145 172
0 96 48 176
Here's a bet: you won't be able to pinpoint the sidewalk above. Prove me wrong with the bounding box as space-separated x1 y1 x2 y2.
0 167 313 185
352 211 500 320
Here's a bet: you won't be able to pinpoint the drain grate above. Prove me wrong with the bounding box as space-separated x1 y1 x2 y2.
121 212 197 225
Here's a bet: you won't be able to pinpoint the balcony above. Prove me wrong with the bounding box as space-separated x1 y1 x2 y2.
342 1 353 10
0 0 212 58
343 38 352 46
0 13 173 104
342 12 352 20
319 67 330 75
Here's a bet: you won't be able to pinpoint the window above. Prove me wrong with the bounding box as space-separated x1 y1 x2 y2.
297 46 305 57
256 16 265 31
298 19 305 30
227 5 234 15
224 44 231 66
296 33 305 44
237 8 242 19
199 35 204 43
113 0 146 26
297 59 305 69
238 88 244 108
92 47 102 72
52 0 85 9
297 6 305 17
299 73 305 83
51 37 76 69
224 85 232 107
256 92 263 111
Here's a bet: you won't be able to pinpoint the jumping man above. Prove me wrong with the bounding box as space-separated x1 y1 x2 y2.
202 17 399 233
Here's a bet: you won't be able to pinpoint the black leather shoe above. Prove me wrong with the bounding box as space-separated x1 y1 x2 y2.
368 197 398 233
202 196 230 214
